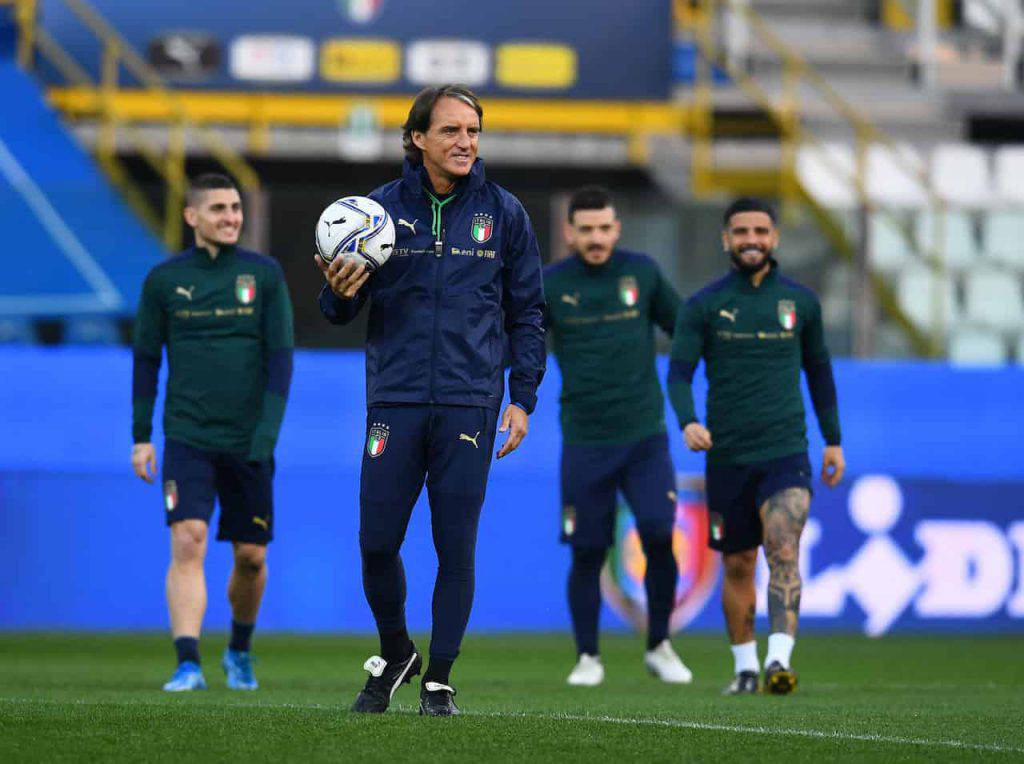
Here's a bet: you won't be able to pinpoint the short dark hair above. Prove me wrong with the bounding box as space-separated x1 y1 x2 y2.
186 173 238 207
567 185 614 223
401 84 484 162
723 197 777 227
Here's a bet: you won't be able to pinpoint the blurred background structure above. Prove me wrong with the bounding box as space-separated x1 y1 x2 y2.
0 1 1021 635
1 0 1023 360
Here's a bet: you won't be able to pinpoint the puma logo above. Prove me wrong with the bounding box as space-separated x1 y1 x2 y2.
561 293 580 307
175 285 195 301
324 216 347 235
252 516 269 530
719 308 738 323
398 218 417 235
459 431 481 448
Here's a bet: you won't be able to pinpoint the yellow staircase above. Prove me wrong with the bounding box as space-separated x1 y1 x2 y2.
4 0 259 251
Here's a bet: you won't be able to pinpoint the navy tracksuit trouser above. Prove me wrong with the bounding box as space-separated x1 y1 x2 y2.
359 404 498 662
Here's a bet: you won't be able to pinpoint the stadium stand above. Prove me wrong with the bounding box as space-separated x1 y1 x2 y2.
982 210 1024 268
869 211 914 273
949 325 1008 365
915 209 979 271
797 136 1024 360
897 263 959 331
865 144 928 208
930 143 992 208
994 147 1024 205
0 58 163 323
2 0 1018 362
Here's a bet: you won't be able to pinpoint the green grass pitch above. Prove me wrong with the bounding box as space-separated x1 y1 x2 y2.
1 633 1021 762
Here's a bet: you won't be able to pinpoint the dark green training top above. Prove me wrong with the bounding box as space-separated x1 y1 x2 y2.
544 249 680 445
132 245 294 461
667 260 841 465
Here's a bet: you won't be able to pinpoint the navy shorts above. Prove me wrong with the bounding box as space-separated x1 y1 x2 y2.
162 439 275 545
704 452 812 554
560 433 677 548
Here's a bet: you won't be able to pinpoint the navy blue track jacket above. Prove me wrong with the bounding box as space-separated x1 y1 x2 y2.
319 159 546 413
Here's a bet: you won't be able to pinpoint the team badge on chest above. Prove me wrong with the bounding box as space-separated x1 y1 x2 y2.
618 275 639 307
777 299 797 330
235 274 256 305
366 422 389 458
470 213 493 243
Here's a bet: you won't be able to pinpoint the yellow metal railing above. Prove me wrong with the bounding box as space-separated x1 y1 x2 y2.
882 0 954 31
7 0 259 251
684 0 954 357
1 0 36 69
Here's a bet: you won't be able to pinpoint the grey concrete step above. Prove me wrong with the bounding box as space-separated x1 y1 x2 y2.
748 19 906 66
681 77 954 134
749 57 911 80
696 79 939 121
751 0 874 23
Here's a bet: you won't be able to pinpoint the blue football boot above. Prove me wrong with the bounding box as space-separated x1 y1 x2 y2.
222 649 259 690
162 661 207 692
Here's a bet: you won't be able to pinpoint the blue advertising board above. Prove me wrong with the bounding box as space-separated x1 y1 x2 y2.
40 0 672 99
0 348 1022 634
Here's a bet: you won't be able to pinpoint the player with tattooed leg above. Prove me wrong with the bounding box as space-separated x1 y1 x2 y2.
667 198 844 695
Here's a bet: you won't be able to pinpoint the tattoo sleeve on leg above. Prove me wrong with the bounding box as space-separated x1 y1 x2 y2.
762 487 810 636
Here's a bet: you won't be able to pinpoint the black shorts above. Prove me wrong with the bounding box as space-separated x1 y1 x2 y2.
162 439 275 545
560 433 677 548
704 452 812 554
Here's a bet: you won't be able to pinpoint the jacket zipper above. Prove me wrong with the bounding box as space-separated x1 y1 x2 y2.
425 190 456 403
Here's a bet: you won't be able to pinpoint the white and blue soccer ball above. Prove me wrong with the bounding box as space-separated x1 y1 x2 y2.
315 196 396 271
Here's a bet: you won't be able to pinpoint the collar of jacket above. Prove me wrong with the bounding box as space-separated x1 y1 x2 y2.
731 256 780 291
401 157 487 197
575 248 621 273
189 243 237 266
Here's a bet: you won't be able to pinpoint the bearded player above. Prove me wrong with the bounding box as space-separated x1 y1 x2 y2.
543 186 690 686
668 198 844 695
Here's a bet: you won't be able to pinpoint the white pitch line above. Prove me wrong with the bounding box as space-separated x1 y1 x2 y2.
1 697 1021 755
509 711 1024 756
0 135 122 310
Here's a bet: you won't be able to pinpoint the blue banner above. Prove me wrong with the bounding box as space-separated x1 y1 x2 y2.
0 348 1022 633
40 0 672 99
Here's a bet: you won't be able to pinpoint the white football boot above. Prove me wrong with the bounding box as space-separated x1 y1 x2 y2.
567 653 605 686
644 640 693 684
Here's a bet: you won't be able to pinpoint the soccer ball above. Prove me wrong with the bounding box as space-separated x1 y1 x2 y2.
315 196 396 271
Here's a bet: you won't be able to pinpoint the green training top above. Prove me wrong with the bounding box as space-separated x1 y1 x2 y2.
667 260 841 465
544 249 680 444
132 245 294 460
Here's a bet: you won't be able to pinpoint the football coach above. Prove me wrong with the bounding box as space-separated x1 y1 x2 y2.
315 84 546 716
